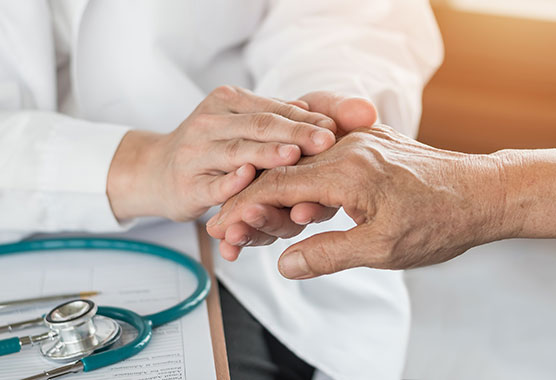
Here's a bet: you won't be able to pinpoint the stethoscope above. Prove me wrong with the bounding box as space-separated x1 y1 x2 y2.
0 238 211 380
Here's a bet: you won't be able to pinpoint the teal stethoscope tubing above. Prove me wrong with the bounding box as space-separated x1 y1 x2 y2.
0 238 211 372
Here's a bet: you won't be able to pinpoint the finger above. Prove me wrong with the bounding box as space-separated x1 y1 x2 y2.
300 92 377 136
290 203 338 225
219 240 242 261
207 164 337 238
205 140 301 171
207 86 336 132
242 204 305 238
286 100 310 110
272 98 310 111
224 222 277 247
205 164 256 205
207 113 335 156
277 226 369 279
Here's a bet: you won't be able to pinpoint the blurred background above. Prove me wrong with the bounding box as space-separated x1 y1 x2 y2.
419 0 556 153
403 1 556 379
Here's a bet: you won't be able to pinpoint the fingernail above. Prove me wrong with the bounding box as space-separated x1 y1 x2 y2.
207 214 218 226
247 215 266 228
279 145 294 159
236 164 249 177
279 251 311 279
317 119 334 129
297 218 312 226
311 130 331 146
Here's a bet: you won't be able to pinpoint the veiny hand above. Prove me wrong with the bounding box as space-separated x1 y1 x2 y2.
212 91 378 260
107 86 337 221
208 124 520 279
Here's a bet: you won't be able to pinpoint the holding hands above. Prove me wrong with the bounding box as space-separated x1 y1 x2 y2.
106 84 543 281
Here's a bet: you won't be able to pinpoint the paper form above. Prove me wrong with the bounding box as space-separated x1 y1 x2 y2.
0 221 217 380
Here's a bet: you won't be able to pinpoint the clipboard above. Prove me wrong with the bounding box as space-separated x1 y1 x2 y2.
0 223 230 380
197 223 231 380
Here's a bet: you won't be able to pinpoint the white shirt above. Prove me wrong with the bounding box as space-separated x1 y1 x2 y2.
0 1 443 379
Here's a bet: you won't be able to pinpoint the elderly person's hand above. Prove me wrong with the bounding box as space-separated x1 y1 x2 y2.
208 124 556 279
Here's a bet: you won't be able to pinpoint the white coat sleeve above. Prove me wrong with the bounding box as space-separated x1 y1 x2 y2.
245 0 444 137
0 3 131 242
0 111 130 241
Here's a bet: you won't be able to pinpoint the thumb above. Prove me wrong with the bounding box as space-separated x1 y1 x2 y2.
300 91 378 136
278 226 370 279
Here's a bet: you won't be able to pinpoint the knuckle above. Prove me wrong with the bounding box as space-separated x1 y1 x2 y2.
274 103 298 119
251 113 278 137
262 166 287 192
257 142 276 159
210 85 239 102
290 122 310 141
224 139 243 161
372 123 395 134
340 130 368 146
370 124 398 141
315 239 340 274
268 165 288 181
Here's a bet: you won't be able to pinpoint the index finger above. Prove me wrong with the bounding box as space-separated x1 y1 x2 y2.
206 164 338 239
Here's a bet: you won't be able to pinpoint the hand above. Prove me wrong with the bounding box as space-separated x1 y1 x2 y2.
212 91 378 260
208 125 518 279
107 86 337 221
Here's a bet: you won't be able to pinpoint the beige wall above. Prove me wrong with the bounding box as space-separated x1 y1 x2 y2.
417 5 556 153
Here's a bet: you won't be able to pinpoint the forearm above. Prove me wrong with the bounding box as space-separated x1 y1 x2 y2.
494 149 556 239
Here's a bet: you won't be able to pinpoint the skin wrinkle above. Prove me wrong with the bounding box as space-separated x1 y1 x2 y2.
493 150 526 239
362 133 478 268
312 232 340 275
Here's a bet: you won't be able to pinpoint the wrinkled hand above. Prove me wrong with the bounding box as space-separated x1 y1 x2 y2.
211 91 378 260
107 86 337 221
208 125 515 279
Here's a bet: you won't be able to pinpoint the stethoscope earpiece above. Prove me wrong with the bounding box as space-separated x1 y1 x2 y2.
40 299 121 362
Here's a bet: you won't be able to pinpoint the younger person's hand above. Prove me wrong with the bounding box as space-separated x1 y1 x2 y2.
107 86 337 221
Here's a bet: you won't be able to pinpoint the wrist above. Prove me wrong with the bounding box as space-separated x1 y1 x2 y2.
107 130 165 220
490 149 556 239
458 152 517 245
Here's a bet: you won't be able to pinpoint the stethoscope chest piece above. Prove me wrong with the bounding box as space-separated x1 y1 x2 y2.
40 299 121 362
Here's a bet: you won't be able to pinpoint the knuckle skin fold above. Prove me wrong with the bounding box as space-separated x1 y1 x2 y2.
252 113 278 138
225 139 242 161
210 85 239 102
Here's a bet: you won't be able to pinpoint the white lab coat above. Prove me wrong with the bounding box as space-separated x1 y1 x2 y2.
0 1 443 379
